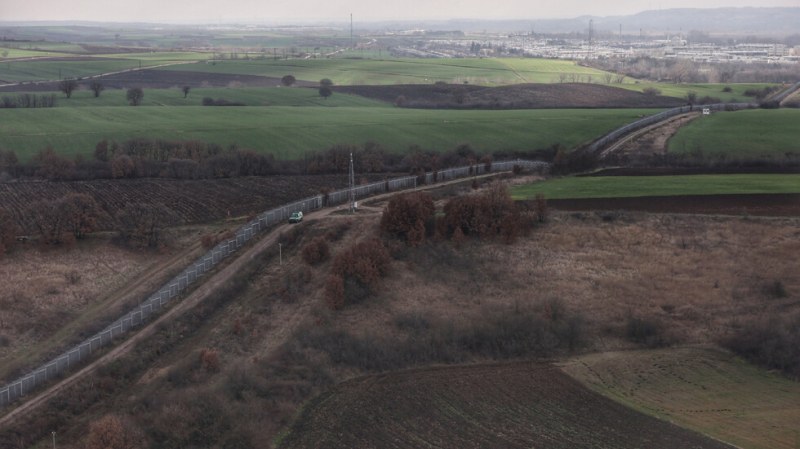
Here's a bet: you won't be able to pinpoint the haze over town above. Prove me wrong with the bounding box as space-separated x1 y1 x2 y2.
2 0 799 23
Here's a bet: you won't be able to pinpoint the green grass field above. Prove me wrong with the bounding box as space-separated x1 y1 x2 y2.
156 57 615 86
0 58 172 82
618 82 780 103
511 174 800 200
562 347 800 449
668 109 800 159
0 107 657 161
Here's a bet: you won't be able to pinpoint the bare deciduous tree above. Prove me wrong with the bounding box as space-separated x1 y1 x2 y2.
126 87 144 106
61 193 104 239
116 202 180 248
58 79 79 98
89 80 105 98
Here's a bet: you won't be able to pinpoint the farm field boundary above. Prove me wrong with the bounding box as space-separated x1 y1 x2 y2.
562 346 800 449
545 193 800 216
512 174 800 200
0 159 547 409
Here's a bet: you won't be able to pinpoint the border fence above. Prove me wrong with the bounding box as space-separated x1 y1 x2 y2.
771 80 800 104
0 159 547 408
586 102 756 154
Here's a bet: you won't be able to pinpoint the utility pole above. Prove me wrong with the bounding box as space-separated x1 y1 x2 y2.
350 13 354 49
51 431 56 449
279 243 282 265
348 152 355 213
588 19 594 58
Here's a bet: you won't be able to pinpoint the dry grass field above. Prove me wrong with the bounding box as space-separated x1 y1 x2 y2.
0 225 220 383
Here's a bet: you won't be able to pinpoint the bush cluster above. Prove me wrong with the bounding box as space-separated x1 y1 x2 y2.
202 97 246 106
0 93 57 108
723 313 800 378
325 238 390 309
301 236 330 265
299 303 585 372
440 183 522 243
380 192 435 246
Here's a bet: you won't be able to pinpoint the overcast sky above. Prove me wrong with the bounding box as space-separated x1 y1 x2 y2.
1 0 797 23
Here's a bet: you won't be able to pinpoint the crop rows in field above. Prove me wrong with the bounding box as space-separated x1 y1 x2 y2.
562 347 800 449
0 107 655 161
0 175 356 233
281 361 733 449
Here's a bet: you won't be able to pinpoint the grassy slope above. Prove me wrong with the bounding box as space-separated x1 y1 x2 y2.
0 59 162 82
0 107 656 161
0 52 210 82
668 109 800 159
617 82 779 103
562 347 800 449
511 174 800 200
156 58 614 86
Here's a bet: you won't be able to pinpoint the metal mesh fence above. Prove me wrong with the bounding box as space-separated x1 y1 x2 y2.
587 102 756 154
771 81 800 104
0 159 545 408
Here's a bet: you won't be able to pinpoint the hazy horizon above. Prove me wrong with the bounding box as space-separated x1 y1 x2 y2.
1 0 799 24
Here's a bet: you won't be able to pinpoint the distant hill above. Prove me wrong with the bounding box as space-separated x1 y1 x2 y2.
375 8 800 37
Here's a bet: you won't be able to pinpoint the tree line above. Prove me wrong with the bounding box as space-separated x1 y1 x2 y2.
0 139 563 182
0 94 57 108
0 191 179 256
587 57 800 84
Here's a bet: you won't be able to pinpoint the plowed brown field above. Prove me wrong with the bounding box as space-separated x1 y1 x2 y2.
547 193 800 216
335 83 685 109
280 361 734 449
0 175 355 233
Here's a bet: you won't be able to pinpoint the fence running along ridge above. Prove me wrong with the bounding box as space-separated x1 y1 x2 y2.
0 159 547 408
771 80 800 104
587 102 757 154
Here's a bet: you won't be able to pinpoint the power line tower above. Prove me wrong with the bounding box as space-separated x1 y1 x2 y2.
348 152 355 213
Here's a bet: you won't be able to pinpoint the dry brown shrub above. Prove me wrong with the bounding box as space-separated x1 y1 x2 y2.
324 274 345 310
443 182 521 242
534 193 549 223
199 348 220 372
302 237 330 265
201 233 218 248
85 414 146 449
332 238 390 286
380 191 434 246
